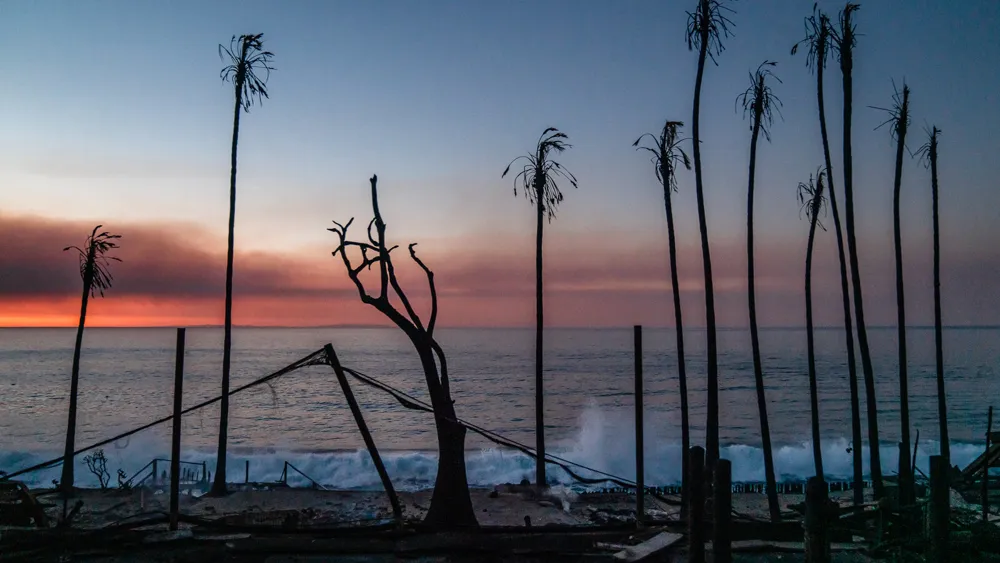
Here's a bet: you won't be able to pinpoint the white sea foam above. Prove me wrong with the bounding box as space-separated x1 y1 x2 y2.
1 406 983 490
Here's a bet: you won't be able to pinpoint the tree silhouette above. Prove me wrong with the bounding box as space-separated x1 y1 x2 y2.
831 2 883 498
793 4 864 505
212 33 274 496
799 169 828 480
633 120 692 515
875 82 913 504
917 126 949 465
686 0 733 471
329 175 477 527
502 127 577 487
738 60 782 522
60 226 121 492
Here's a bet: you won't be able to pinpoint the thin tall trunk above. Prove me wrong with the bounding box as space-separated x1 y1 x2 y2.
534 183 545 488
816 38 864 505
662 165 690 517
746 88 780 522
692 1 720 468
930 129 949 464
840 14 883 497
891 86 912 504
805 186 825 479
60 258 94 492
212 81 244 496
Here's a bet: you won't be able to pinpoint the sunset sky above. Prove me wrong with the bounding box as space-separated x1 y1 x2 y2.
1 0 998 328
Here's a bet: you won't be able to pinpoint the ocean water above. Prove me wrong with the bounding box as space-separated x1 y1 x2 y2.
0 326 996 490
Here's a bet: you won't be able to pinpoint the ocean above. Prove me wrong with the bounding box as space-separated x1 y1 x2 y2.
0 326 996 490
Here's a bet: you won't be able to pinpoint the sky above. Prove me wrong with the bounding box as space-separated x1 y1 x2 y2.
1 0 998 328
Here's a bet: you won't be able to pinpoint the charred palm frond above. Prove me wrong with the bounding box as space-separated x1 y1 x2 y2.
633 121 691 192
873 81 911 145
64 226 122 297
791 4 831 73
219 34 275 112
738 61 783 142
915 124 940 168
686 0 735 64
829 3 861 65
502 127 578 222
798 170 828 229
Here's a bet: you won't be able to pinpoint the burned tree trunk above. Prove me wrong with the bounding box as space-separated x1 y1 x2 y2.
330 175 478 528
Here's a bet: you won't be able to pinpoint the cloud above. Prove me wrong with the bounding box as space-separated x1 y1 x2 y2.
1 213 998 327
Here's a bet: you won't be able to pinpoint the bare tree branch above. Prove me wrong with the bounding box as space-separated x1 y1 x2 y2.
409 243 438 337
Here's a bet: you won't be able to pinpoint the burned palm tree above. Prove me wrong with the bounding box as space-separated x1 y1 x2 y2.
917 126 949 464
875 82 913 503
738 60 782 522
633 120 692 515
59 226 121 492
502 127 577 487
793 4 864 504
212 33 274 496
330 175 477 526
830 2 883 497
686 0 733 470
799 170 828 479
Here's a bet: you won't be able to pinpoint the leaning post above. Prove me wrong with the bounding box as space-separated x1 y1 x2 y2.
169 328 185 531
325 344 403 522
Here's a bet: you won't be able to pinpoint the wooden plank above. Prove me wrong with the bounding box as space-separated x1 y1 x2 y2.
612 532 683 562
730 541 865 553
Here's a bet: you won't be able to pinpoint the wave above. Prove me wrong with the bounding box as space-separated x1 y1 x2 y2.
1 405 983 490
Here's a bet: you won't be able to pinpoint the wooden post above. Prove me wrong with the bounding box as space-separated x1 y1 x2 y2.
634 325 644 527
984 406 993 522
804 476 830 563
169 328 185 531
689 446 705 563
201 462 206 483
245 459 249 484
713 459 732 563
325 344 403 522
929 455 949 563
152 459 158 487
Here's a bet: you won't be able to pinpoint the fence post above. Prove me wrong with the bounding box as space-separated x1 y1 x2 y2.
169 328 185 531
929 455 949 563
634 325 644 527
713 459 732 563
245 459 249 484
325 344 403 522
152 459 158 487
985 406 993 523
804 476 830 563
689 446 705 563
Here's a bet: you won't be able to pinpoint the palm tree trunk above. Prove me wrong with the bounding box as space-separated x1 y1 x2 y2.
805 198 825 479
662 168 690 517
534 185 546 488
693 18 720 470
747 104 780 522
60 259 94 492
931 131 949 464
840 32 883 498
817 51 864 506
891 87 912 504
212 88 243 496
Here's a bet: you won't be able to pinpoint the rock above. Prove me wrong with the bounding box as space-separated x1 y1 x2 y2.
538 500 555 508
488 490 499 499
520 479 531 487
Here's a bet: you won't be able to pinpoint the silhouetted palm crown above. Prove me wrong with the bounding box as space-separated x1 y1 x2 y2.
502 127 578 221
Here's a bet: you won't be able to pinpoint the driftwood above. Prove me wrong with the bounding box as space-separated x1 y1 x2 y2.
612 531 682 562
